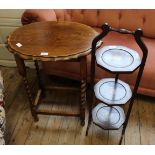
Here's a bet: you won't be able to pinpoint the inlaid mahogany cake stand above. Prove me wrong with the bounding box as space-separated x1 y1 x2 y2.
86 23 148 144
7 21 100 126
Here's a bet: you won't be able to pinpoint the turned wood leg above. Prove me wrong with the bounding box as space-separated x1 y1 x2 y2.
80 56 87 126
14 54 38 121
34 60 45 98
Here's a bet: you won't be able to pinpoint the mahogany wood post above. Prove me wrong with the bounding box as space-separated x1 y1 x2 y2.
34 60 45 98
14 54 38 121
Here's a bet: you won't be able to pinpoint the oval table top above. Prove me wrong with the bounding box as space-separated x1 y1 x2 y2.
7 21 99 61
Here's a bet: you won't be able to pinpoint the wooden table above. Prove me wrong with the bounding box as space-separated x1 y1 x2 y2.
7 21 98 126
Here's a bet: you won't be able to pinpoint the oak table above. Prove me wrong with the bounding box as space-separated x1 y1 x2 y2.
7 21 98 126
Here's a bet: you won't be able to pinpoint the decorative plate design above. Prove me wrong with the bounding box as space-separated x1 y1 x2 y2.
95 45 141 72
94 78 132 105
92 103 125 130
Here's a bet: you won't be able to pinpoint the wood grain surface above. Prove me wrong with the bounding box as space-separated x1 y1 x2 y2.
7 21 98 61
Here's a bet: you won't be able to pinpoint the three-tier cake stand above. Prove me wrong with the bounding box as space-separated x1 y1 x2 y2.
86 23 148 144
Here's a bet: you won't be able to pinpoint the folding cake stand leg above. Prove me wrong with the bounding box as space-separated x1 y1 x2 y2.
85 93 95 136
119 92 136 145
14 54 39 122
119 64 146 145
86 51 96 136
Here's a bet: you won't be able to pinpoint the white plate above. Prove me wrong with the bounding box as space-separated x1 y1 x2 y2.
92 103 125 129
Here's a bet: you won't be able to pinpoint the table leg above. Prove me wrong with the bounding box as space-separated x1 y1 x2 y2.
80 56 87 126
34 60 45 97
14 54 38 121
